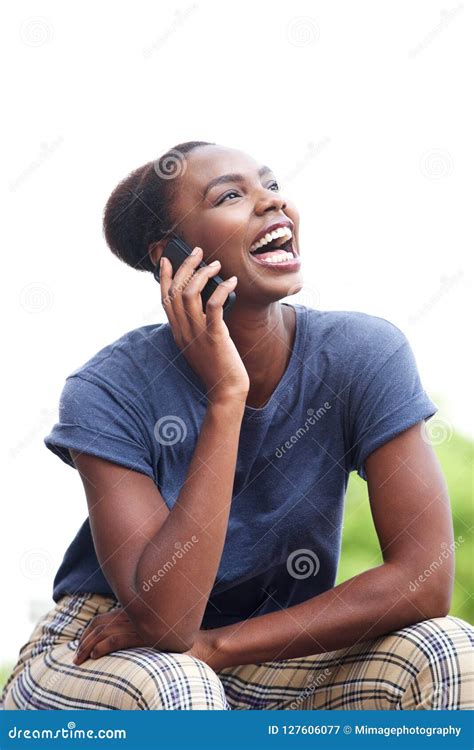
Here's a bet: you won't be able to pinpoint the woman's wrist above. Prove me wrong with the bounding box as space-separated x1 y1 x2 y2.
208 621 256 670
207 393 248 412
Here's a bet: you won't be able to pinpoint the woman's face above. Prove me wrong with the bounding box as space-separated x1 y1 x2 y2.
166 145 303 304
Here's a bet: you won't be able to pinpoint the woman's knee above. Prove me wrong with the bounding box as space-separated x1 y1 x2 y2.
125 649 230 710
391 615 474 709
3 645 230 711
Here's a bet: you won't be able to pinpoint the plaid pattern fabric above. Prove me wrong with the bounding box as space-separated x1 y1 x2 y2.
2 593 473 710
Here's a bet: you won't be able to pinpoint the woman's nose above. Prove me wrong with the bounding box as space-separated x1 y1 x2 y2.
255 192 287 215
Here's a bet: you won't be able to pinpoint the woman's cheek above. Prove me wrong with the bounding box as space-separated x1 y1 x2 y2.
203 233 241 264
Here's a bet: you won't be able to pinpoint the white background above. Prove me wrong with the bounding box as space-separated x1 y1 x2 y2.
1 0 473 664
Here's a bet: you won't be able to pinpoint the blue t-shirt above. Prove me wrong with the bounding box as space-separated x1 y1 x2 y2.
44 304 437 628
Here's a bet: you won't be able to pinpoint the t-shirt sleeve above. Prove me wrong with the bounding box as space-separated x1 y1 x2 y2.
346 320 438 481
44 374 157 481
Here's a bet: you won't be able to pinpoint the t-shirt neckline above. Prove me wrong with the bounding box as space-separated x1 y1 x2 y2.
242 303 307 421
164 303 308 421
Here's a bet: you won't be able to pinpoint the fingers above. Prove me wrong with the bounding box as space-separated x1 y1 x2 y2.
73 617 103 660
180 256 224 332
73 610 128 665
205 276 238 336
159 255 179 330
160 247 205 324
73 622 107 664
160 247 231 336
74 631 141 664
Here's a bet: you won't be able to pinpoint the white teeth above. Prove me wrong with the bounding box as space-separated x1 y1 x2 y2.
250 226 292 253
252 250 294 264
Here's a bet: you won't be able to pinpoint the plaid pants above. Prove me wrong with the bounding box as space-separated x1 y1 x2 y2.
2 593 473 710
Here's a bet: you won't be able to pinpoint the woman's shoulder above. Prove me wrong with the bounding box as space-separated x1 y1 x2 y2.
303 306 408 358
65 321 173 394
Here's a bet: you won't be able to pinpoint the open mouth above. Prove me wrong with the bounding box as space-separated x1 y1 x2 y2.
249 226 295 263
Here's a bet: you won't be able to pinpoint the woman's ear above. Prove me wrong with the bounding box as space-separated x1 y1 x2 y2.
148 238 168 269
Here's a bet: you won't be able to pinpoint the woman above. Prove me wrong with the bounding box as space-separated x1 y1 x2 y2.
2 141 473 710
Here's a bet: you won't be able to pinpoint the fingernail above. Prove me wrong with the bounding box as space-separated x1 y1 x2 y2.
191 247 201 256
209 260 220 266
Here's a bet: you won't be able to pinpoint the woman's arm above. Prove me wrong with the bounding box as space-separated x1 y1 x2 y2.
72 250 249 653
71 397 245 654
206 423 454 669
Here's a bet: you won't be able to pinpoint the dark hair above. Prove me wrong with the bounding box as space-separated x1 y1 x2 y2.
103 141 215 273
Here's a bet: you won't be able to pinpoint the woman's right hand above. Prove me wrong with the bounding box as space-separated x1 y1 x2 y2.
159 247 250 406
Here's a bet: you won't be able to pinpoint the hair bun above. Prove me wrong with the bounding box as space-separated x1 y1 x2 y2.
102 141 214 273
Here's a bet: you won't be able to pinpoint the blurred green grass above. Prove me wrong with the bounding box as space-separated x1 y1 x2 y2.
337 429 473 624
0 664 12 695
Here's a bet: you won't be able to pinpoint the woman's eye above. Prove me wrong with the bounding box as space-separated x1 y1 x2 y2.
215 181 279 205
216 190 241 205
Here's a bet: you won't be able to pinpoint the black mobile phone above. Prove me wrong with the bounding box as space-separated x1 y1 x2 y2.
153 236 236 319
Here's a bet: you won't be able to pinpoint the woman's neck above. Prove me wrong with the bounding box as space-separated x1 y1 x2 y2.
226 302 296 409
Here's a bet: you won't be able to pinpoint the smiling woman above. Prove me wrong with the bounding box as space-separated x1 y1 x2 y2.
2 141 473 711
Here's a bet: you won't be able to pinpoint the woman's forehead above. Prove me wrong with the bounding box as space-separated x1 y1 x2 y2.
183 146 265 191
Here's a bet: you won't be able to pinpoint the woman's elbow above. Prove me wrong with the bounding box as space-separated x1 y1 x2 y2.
135 615 196 653
152 631 196 654
121 590 197 652
417 583 452 620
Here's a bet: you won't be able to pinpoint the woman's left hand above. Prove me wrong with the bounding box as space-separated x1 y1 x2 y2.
73 607 225 670
73 608 147 665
